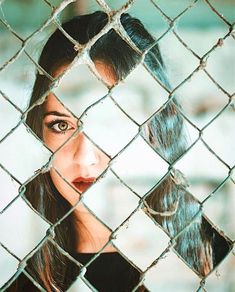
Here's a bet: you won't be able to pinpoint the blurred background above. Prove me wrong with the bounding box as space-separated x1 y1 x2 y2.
0 0 234 291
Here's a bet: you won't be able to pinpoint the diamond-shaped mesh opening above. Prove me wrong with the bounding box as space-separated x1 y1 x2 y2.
206 35 235 95
0 52 35 111
174 139 229 199
0 92 21 141
0 20 22 70
82 96 139 156
126 0 169 41
82 170 140 230
0 166 20 212
112 210 169 271
112 64 169 124
144 251 201 291
158 31 200 89
174 70 229 129
0 123 51 184
0 1 234 291
176 0 229 57
0 196 49 260
0 0 52 39
53 64 108 118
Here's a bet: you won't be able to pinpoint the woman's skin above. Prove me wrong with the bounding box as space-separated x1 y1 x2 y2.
43 61 117 253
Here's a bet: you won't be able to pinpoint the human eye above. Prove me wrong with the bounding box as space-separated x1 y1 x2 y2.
46 120 75 134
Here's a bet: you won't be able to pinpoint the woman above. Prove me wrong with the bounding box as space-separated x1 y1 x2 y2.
6 11 231 292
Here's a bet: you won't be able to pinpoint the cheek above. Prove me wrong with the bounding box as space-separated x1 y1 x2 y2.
50 168 80 206
101 154 109 168
50 140 75 175
42 126 72 152
43 127 53 148
52 146 71 171
49 146 79 205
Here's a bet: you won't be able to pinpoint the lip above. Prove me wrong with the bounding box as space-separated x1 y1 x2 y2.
72 177 96 193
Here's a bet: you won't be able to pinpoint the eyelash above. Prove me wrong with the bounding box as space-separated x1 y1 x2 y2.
46 120 75 134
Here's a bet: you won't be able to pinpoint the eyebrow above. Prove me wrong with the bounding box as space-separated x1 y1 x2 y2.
43 111 71 118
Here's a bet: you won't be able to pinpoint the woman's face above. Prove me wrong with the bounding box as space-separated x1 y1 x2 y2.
42 61 115 206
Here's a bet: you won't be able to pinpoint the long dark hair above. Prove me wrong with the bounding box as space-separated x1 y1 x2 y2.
10 11 228 291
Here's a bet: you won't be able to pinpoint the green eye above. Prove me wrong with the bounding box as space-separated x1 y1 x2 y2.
58 121 68 131
46 120 74 134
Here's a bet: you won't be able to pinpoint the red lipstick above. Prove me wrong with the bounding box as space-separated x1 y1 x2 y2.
72 177 96 193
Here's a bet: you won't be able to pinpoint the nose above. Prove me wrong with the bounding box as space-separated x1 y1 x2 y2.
73 132 98 167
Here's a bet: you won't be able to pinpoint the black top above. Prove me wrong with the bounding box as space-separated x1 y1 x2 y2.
74 251 143 291
5 252 147 292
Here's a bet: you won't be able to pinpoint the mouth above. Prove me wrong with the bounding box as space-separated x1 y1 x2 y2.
72 177 96 193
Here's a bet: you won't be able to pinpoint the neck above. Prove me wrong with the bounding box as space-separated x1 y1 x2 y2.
73 204 117 253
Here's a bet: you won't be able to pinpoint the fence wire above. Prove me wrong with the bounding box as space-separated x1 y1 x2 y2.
0 0 234 291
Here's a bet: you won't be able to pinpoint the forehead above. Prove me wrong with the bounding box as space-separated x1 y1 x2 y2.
44 61 116 112
44 93 69 113
52 61 116 84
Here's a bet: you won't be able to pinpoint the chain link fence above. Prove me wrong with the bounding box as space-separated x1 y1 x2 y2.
0 0 234 291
